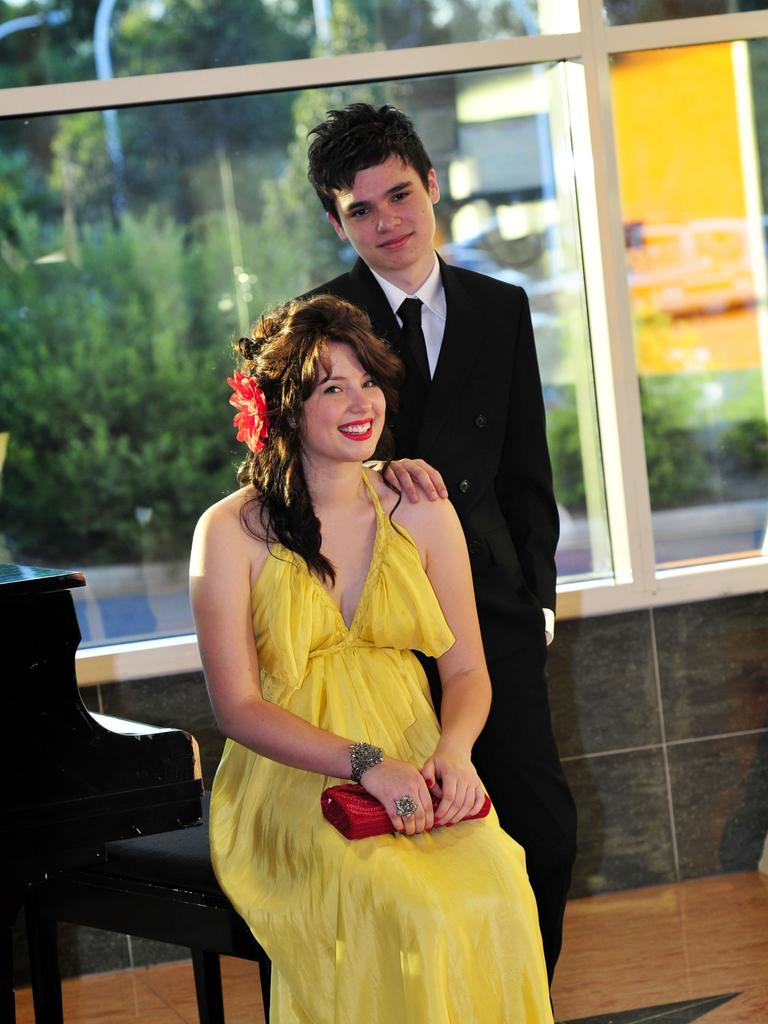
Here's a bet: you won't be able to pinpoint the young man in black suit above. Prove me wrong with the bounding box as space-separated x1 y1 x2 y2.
305 102 576 981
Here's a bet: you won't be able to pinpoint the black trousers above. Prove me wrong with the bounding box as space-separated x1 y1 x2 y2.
424 637 577 984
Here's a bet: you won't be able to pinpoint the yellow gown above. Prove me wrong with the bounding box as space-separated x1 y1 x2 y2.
209 473 553 1024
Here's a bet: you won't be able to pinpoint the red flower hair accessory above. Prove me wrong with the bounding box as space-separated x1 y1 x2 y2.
227 371 270 453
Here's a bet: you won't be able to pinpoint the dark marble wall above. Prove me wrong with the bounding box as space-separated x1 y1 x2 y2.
549 592 768 897
12 591 768 983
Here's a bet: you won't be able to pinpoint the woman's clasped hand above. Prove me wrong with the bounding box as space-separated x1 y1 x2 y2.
360 748 486 836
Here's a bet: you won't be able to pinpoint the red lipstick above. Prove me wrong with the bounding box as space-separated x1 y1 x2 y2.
338 419 373 441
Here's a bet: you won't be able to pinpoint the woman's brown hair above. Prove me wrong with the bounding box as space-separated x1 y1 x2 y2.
234 293 404 583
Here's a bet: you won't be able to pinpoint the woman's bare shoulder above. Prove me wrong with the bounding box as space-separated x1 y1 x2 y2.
197 485 257 532
368 468 460 553
192 486 270 580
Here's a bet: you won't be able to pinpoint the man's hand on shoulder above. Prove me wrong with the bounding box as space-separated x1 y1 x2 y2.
379 458 448 503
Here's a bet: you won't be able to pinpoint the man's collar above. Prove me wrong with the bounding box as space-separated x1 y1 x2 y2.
370 254 446 320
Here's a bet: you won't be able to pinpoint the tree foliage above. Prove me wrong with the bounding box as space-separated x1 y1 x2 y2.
639 376 720 510
0 204 237 564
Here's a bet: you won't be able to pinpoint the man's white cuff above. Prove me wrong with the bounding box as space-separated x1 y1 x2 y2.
543 607 555 646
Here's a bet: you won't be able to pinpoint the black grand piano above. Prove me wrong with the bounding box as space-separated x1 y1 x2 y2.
0 564 204 1021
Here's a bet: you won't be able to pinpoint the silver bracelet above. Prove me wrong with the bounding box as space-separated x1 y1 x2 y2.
349 741 383 782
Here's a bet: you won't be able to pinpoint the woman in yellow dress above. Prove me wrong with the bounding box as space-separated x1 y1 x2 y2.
189 294 553 1024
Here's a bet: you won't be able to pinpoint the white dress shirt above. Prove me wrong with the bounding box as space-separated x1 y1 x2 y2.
371 256 446 378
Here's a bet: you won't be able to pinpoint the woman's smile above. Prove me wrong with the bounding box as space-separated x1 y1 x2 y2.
338 419 374 440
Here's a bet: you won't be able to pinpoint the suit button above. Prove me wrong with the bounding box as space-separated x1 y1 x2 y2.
474 414 487 428
458 479 470 493
468 539 481 555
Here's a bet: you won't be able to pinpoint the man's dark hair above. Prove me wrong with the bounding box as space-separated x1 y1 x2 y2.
307 103 433 218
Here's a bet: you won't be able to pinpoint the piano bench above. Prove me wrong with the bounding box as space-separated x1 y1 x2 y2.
25 792 271 1024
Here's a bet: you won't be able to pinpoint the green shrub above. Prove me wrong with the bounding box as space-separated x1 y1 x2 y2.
0 208 235 565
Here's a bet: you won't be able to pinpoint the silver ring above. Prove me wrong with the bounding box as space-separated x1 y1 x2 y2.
394 794 418 818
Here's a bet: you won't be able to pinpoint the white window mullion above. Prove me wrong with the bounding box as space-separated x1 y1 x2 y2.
0 35 583 119
76 635 202 686
733 39 768 556
605 10 768 54
568 0 657 600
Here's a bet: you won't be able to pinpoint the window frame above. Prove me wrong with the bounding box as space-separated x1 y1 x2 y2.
2 7 767 684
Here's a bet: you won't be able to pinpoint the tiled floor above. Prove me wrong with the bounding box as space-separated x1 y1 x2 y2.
14 871 768 1023
552 871 768 1023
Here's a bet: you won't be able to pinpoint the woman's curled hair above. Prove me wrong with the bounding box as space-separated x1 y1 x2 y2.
234 294 404 583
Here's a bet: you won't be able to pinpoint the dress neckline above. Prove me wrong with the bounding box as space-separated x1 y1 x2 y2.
304 471 387 634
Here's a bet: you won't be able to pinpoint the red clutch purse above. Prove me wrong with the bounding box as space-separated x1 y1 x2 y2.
320 783 492 839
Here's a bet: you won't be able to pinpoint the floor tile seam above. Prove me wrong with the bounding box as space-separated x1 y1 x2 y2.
664 726 768 747
56 969 189 1021
560 742 662 761
133 966 195 1024
648 608 680 880
560 725 768 761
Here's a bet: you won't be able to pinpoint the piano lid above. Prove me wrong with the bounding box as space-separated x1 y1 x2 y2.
0 563 85 597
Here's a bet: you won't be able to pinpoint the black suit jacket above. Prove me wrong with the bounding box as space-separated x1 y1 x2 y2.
309 255 559 659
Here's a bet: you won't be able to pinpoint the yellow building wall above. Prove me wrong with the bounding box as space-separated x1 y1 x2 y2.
611 44 761 375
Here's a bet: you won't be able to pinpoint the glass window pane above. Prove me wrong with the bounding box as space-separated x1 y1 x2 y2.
604 1 768 26
0 63 608 647
610 41 768 569
0 0 579 89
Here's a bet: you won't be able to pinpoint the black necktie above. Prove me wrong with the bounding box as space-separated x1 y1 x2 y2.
397 298 430 383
